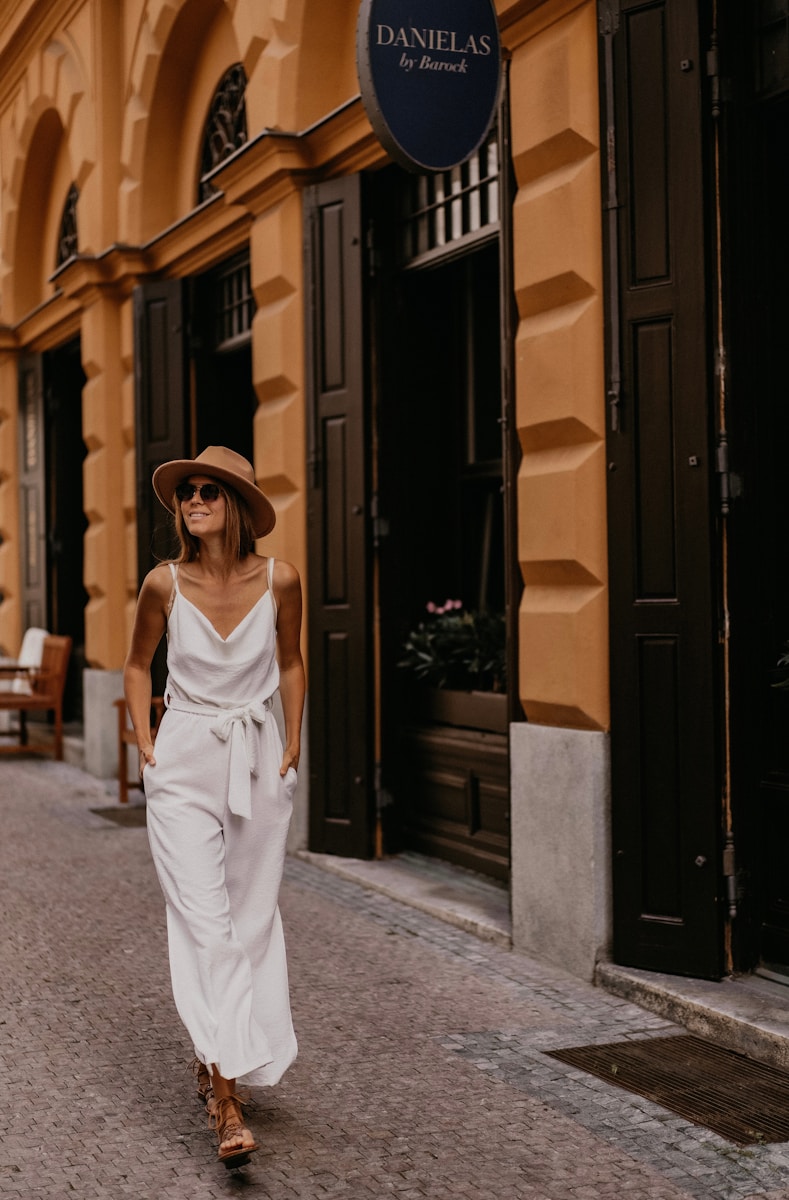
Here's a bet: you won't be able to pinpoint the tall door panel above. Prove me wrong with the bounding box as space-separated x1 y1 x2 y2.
605 0 722 977
17 354 47 632
304 176 372 858
721 0 789 974
44 340 87 718
133 280 189 584
133 280 189 695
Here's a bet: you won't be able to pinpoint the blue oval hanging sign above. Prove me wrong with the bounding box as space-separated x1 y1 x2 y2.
357 0 502 173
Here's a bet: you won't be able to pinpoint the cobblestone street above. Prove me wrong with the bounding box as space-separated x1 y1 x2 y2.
2 758 789 1199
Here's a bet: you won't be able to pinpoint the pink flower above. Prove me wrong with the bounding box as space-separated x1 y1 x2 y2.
425 598 464 616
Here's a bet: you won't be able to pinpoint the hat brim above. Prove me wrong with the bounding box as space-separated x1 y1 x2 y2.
152 459 276 538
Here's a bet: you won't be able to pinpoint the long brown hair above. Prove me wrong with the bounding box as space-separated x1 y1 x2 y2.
172 480 257 570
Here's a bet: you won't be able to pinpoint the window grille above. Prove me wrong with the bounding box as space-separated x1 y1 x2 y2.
198 64 248 203
399 130 499 268
755 1 789 97
213 256 254 351
56 183 79 267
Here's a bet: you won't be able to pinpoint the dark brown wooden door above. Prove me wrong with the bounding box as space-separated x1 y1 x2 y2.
722 4 789 975
374 237 510 880
604 0 723 978
44 340 87 718
133 280 189 584
17 354 47 632
746 97 789 975
133 280 189 694
304 176 373 858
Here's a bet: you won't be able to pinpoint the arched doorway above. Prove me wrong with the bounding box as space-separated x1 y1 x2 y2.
134 249 258 689
374 149 510 880
305 128 515 879
17 339 87 719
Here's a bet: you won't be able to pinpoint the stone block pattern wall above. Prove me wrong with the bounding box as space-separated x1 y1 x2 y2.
505 0 609 732
81 297 128 670
251 194 307 587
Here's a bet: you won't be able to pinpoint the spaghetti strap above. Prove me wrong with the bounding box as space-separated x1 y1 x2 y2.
267 557 277 620
167 562 178 618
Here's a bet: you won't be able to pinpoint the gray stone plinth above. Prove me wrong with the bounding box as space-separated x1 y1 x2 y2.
510 721 611 981
83 666 125 778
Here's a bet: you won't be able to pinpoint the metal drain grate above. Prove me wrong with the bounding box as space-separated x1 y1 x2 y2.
547 1034 789 1146
91 805 147 828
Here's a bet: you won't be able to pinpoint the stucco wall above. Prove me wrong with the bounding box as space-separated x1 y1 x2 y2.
0 0 353 668
0 0 609 703
502 0 611 976
504 0 608 734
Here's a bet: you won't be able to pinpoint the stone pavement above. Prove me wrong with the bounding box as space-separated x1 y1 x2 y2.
3 759 789 1199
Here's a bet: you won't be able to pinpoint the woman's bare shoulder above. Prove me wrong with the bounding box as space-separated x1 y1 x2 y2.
270 557 300 588
140 562 176 601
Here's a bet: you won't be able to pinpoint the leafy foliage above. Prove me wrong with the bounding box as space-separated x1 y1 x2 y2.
398 600 507 692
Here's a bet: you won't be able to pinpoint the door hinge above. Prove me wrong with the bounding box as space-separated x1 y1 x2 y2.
715 432 742 516
597 0 620 37
723 831 737 919
706 29 731 118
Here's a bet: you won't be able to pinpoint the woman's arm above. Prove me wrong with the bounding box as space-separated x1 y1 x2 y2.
123 566 170 772
274 559 305 775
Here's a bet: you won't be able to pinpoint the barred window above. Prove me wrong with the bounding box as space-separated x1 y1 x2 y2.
212 255 254 351
398 130 499 268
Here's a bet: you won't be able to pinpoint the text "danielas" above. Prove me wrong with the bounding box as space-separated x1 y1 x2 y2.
376 25 493 56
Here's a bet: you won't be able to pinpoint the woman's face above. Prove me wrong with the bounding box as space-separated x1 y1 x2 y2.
177 474 227 538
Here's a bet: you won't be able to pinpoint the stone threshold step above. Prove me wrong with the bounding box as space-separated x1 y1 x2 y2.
597 960 789 1070
296 849 512 948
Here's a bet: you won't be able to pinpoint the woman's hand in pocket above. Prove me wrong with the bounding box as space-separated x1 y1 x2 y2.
139 742 156 778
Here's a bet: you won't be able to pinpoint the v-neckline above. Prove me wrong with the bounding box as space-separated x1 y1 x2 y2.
177 588 270 643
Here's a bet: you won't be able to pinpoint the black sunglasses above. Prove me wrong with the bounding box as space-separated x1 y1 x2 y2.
175 482 223 503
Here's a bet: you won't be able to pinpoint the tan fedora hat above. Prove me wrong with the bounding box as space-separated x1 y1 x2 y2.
152 446 276 538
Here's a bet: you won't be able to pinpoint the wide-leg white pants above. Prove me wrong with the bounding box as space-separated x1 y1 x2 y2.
144 705 297 1085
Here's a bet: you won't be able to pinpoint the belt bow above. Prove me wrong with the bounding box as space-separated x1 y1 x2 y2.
210 698 272 819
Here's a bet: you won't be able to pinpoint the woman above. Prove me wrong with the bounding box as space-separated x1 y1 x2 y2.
123 446 304 1169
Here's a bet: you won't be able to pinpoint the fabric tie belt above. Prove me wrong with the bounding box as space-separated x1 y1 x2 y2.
165 695 274 820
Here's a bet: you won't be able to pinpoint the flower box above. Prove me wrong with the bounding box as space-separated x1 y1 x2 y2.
412 685 508 735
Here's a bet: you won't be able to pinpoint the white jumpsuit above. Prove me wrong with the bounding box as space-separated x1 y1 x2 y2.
144 557 298 1086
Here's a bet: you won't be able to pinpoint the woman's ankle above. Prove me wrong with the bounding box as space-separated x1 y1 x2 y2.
209 1066 237 1101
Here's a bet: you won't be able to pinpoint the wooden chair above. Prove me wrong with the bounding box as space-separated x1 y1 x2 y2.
0 635 72 760
0 626 48 733
113 696 165 804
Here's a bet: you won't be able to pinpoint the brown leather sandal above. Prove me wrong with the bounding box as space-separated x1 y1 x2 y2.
190 1058 215 1109
210 1093 259 1169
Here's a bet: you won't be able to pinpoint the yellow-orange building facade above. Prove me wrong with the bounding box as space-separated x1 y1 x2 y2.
0 0 610 980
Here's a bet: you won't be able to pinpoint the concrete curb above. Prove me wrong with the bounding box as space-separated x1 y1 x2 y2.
295 849 512 948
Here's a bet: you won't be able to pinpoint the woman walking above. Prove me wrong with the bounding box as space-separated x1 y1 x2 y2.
123 446 304 1169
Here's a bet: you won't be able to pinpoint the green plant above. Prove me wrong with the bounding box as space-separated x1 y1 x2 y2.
397 599 507 692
